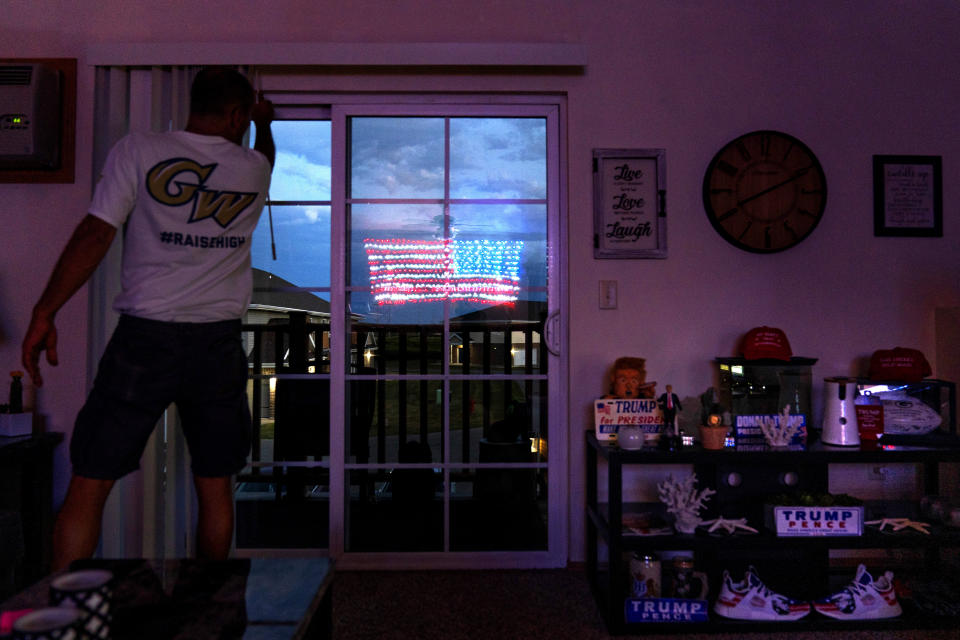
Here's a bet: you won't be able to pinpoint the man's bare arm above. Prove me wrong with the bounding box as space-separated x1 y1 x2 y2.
22 214 117 386
252 97 275 168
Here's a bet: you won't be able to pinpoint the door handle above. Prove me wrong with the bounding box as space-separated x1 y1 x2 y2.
544 310 561 356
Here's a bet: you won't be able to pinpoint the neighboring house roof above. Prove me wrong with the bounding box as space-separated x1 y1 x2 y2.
452 299 547 325
250 268 330 316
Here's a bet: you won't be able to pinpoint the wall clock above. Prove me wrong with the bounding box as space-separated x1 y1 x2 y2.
702 130 827 253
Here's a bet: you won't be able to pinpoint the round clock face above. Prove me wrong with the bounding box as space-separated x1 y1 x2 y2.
703 130 827 253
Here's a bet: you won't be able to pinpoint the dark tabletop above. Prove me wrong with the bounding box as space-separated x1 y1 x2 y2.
1 557 333 640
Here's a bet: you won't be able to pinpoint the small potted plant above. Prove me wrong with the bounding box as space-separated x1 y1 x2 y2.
700 413 729 450
698 388 729 450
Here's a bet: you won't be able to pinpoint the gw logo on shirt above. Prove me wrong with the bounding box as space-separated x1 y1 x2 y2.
146 158 258 228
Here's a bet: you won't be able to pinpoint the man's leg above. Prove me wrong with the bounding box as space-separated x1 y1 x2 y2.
193 475 234 560
52 475 115 571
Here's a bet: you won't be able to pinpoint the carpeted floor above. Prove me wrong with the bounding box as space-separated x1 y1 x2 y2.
331 568 960 640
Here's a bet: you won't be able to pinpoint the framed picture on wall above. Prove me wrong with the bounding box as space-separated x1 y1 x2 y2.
873 155 942 237
593 148 666 258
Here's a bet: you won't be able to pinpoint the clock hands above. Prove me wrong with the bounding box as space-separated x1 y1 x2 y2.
736 165 813 207
704 132 826 252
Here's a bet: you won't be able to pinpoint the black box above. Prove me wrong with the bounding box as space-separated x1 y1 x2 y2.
716 357 817 448
855 378 956 440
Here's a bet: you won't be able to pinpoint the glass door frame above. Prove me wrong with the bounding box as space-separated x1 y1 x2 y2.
264 93 568 569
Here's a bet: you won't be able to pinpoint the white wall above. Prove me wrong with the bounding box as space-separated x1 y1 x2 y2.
1 1 958 563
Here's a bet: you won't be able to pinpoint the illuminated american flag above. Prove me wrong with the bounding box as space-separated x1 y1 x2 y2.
364 238 524 305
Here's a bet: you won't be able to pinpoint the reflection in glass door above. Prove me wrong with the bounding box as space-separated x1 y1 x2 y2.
238 118 333 550
339 108 558 562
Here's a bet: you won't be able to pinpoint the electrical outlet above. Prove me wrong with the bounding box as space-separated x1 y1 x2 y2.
599 280 617 309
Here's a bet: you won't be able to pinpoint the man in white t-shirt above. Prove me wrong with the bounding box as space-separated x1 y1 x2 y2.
22 68 275 570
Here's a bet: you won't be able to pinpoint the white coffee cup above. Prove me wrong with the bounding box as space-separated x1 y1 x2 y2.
49 569 114 640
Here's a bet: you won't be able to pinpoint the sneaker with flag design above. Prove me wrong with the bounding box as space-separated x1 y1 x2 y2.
813 564 902 620
713 566 811 621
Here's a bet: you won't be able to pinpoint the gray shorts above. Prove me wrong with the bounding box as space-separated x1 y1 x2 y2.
72 314 251 479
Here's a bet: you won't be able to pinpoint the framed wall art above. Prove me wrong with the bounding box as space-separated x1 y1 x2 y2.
593 148 666 258
873 155 942 237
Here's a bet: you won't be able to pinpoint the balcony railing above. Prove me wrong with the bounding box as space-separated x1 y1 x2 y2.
241 311 548 467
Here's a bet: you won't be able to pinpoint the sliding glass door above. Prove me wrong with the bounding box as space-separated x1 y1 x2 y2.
239 97 565 567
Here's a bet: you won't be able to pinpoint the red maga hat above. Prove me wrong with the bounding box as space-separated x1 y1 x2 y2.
868 347 931 382
741 326 793 361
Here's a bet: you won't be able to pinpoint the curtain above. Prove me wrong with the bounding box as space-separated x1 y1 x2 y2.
89 66 200 560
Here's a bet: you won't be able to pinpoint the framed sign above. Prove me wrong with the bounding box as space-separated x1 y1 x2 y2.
873 155 942 237
593 148 666 258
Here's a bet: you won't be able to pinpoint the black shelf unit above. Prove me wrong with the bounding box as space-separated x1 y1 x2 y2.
0 433 63 597
585 430 960 634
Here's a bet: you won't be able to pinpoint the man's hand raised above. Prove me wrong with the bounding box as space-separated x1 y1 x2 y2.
251 95 275 168
252 95 274 128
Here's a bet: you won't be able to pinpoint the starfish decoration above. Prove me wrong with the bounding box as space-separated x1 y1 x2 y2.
865 518 931 534
700 517 758 535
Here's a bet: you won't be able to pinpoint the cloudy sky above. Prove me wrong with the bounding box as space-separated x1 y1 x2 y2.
250 117 548 322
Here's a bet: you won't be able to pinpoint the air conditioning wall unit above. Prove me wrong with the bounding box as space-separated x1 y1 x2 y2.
0 63 61 169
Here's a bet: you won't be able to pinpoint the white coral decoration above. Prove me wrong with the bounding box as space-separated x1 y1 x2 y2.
760 404 802 447
657 473 716 534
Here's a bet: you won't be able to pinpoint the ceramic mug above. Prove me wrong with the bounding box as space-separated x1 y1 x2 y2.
49 570 113 640
669 557 709 599
12 608 86 640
